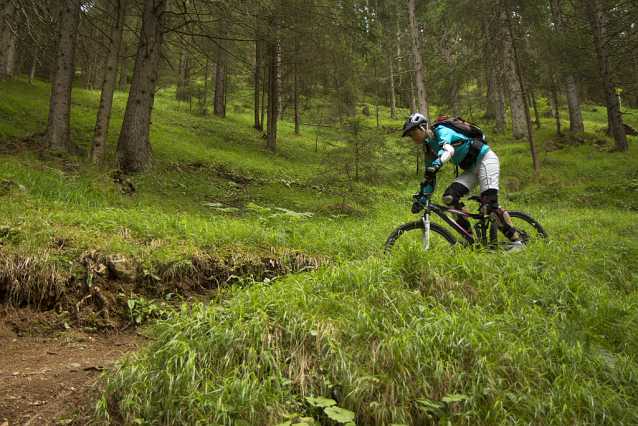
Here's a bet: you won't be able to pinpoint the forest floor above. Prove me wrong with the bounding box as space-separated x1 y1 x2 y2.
0 306 149 426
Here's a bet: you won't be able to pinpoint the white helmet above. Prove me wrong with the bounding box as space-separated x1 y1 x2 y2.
402 113 428 137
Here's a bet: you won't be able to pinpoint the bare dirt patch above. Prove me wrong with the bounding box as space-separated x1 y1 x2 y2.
0 317 145 426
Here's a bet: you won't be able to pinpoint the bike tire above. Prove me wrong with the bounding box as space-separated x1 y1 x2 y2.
384 221 457 252
489 210 548 249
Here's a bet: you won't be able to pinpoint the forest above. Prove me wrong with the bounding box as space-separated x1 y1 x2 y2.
1 0 638 425
1 0 636 165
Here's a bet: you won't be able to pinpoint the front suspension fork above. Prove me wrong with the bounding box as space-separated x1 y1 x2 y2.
421 205 431 250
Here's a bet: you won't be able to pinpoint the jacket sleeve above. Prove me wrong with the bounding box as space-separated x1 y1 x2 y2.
429 127 457 166
423 136 443 168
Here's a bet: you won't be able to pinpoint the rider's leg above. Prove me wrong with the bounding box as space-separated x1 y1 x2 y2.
479 190 519 241
442 182 472 234
474 150 520 242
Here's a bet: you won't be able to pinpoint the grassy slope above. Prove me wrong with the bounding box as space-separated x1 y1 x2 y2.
1 77 638 425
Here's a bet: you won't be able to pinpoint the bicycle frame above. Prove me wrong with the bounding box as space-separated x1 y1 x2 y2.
417 178 492 248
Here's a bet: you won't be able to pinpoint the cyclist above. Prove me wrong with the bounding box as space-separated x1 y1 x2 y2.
401 112 523 252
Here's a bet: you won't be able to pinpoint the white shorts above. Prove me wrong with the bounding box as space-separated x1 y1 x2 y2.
454 149 500 194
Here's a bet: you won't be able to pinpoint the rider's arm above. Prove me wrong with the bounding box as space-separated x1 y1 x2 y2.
433 127 458 165
437 143 454 165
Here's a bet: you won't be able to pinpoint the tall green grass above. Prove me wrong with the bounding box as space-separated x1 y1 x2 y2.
99 221 638 424
1 77 638 424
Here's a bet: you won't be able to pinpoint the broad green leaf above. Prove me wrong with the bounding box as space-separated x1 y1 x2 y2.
305 396 336 408
324 406 355 423
127 300 135 309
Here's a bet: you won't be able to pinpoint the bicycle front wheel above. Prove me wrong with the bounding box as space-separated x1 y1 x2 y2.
490 210 548 250
384 220 457 252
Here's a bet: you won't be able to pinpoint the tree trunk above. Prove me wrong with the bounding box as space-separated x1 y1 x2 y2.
530 86 541 129
375 58 379 129
293 56 300 135
335 71 342 121
82 58 92 90
437 26 461 118
387 58 397 120
550 0 584 133
503 6 539 170
276 43 283 120
409 74 416 114
44 0 82 153
549 85 561 136
214 16 228 118
486 64 507 135
266 40 279 152
178 40 186 86
201 57 210 109
118 43 128 91
484 22 508 134
407 0 429 120
115 0 166 173
584 0 627 151
91 0 128 164
260 63 266 131
0 0 18 81
253 39 261 130
92 53 106 91
29 53 36 82
500 12 526 140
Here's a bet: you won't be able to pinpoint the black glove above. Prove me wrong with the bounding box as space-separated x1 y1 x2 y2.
424 164 440 179
411 201 424 214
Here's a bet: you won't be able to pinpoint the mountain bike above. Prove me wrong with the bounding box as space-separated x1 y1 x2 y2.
384 178 548 252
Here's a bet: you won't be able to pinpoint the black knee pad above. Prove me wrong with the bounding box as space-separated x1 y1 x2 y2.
443 183 469 209
479 189 499 215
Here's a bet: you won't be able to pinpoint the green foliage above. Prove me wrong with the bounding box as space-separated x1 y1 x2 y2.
1 77 638 425
120 292 177 325
321 116 395 206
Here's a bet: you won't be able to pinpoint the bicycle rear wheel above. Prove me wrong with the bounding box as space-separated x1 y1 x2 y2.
384 220 457 252
489 210 548 250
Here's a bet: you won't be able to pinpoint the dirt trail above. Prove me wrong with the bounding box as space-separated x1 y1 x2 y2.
0 317 144 426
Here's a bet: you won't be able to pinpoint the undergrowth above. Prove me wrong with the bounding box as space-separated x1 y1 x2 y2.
0 76 637 425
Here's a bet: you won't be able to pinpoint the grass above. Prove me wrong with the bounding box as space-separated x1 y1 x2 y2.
1 76 638 425
100 229 638 424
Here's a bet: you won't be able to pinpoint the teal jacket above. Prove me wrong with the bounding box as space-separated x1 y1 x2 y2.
424 126 489 172
418 126 490 196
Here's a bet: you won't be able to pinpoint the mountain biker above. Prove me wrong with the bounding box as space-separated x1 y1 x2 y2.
401 112 523 252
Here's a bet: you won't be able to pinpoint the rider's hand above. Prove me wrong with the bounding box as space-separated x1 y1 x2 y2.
411 201 424 214
424 164 440 178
